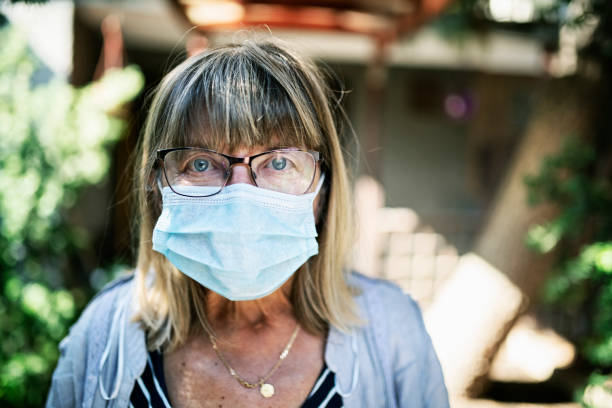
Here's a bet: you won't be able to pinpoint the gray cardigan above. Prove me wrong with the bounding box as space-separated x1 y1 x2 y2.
46 272 450 407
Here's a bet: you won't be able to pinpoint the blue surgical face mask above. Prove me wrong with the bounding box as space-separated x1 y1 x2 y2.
152 176 324 301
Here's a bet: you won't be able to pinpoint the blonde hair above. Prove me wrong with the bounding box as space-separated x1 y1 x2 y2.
134 38 359 351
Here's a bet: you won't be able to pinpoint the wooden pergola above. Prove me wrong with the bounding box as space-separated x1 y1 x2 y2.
170 0 452 39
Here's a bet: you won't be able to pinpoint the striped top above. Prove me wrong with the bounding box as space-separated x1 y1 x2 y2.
129 349 343 407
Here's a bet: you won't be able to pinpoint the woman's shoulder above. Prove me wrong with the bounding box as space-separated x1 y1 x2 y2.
67 273 136 340
347 271 432 363
346 272 450 406
348 271 423 322
46 273 141 407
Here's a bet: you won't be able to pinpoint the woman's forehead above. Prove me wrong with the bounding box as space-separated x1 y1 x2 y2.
182 131 313 153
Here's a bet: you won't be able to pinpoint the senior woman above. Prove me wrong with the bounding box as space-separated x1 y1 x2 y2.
46 39 449 407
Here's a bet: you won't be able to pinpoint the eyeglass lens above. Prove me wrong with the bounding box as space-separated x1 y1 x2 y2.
162 149 317 196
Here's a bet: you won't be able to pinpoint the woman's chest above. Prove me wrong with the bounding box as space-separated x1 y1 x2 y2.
162 334 326 408
164 365 322 408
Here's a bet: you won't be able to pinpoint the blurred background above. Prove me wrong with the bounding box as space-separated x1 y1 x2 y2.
1 0 611 406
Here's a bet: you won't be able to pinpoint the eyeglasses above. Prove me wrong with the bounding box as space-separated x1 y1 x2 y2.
156 147 321 197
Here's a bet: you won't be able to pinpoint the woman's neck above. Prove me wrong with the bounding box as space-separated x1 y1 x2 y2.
204 278 296 334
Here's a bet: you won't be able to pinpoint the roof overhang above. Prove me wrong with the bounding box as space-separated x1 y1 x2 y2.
171 0 452 41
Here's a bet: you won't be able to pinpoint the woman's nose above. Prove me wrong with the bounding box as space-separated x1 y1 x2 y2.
226 163 256 186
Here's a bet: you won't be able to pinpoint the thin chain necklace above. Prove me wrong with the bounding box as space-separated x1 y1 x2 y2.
208 325 300 398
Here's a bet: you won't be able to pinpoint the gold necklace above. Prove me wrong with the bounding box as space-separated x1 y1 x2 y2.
208 325 300 398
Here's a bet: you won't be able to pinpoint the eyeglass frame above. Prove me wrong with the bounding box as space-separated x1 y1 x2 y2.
155 147 322 197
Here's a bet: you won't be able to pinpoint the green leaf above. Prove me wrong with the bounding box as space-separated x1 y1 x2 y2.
526 222 564 253
595 247 612 274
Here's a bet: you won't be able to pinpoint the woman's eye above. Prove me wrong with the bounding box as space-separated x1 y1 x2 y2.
192 158 210 172
271 157 287 171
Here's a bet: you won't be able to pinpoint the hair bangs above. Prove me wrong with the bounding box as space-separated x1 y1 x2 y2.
172 49 323 153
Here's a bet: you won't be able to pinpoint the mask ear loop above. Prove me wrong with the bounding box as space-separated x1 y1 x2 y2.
146 162 163 192
313 173 326 195
98 297 127 400
335 332 360 398
153 164 165 194
157 175 163 193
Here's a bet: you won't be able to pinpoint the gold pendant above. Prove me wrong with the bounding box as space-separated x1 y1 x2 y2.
260 383 275 398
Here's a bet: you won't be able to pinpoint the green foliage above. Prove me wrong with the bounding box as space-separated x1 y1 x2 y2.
0 25 143 406
525 137 612 406
577 371 612 408
436 0 612 70
524 137 607 255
